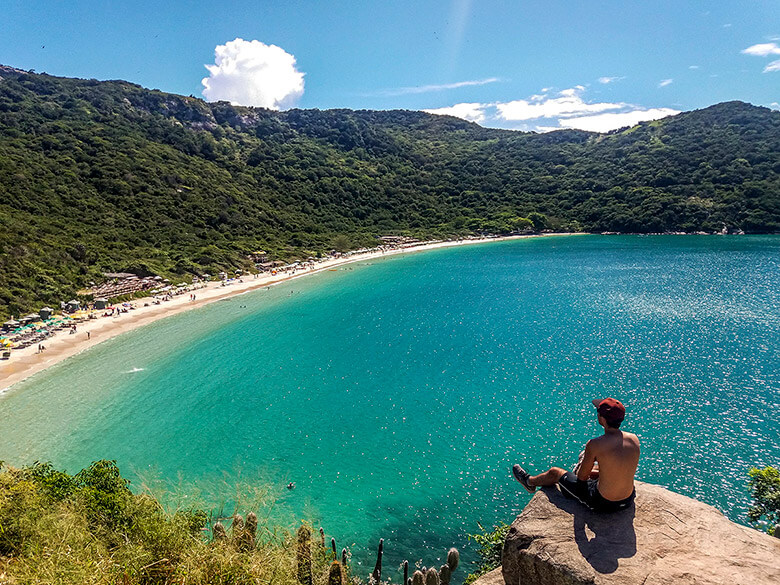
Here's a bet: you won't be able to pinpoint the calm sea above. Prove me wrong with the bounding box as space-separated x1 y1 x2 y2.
1 235 778 575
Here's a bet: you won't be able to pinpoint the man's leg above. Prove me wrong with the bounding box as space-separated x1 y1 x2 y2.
528 467 568 487
513 464 567 493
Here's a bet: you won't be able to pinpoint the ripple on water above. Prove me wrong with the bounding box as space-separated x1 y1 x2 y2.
0 235 778 573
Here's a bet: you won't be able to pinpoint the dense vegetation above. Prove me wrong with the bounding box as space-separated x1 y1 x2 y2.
0 460 339 584
0 65 778 318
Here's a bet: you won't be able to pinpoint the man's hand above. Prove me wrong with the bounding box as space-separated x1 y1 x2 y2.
589 462 600 479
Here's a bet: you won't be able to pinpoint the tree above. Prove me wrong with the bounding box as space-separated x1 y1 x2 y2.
747 466 780 537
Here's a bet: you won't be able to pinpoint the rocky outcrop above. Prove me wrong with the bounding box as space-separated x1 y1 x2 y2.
500 482 780 585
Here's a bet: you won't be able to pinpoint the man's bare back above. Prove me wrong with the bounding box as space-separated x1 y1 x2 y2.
579 430 640 501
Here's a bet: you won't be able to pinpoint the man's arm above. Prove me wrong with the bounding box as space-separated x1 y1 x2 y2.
576 440 597 481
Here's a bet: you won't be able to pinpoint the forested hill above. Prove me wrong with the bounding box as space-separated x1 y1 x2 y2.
0 66 779 317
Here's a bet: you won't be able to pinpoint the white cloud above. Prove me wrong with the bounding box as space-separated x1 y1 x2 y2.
658 78 673 87
201 38 304 109
764 59 780 72
424 102 487 123
742 42 780 72
372 77 500 97
598 76 623 84
424 86 680 133
742 42 780 56
496 87 624 121
689 65 700 70
557 108 680 132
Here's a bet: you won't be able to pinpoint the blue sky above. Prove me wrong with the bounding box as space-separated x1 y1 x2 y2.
3 1 779 132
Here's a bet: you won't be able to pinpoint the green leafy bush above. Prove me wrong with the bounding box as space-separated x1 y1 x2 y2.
748 466 780 536
463 522 510 584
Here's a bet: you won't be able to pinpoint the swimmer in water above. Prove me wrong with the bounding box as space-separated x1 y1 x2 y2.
287 482 295 490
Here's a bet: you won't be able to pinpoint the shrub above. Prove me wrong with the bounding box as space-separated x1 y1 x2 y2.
463 522 510 584
748 466 780 537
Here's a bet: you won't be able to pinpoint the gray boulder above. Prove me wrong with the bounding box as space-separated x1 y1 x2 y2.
501 482 780 585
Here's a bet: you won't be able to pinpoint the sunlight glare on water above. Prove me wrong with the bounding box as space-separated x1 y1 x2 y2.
0 235 778 575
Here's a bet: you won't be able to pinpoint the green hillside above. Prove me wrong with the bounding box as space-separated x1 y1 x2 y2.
0 65 778 318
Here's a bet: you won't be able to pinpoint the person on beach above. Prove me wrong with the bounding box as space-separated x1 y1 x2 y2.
512 398 640 513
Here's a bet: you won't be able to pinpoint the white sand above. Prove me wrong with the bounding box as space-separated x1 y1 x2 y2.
0 234 580 392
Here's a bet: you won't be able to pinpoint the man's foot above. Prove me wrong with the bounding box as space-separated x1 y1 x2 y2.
512 464 536 493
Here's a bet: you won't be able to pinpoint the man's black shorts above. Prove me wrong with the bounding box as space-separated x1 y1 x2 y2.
558 472 635 513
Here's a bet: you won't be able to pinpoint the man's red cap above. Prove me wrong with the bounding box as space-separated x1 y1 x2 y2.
592 397 626 425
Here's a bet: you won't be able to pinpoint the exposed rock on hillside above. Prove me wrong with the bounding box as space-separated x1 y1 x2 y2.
500 482 780 585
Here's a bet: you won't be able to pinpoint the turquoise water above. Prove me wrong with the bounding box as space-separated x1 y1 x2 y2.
1 235 778 575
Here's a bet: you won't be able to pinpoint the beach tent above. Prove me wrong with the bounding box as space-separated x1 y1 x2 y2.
2 320 20 332
65 299 80 313
39 307 54 320
94 298 108 309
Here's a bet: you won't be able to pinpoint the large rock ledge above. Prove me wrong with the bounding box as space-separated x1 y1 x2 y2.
495 482 780 585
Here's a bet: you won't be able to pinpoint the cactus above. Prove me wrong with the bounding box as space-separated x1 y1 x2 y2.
425 568 440 585
412 570 424 585
439 565 451 585
370 538 383 585
212 522 227 540
403 560 409 585
328 561 345 585
319 527 325 547
446 548 459 572
331 537 337 560
232 514 244 536
407 579 412 585
237 512 257 551
296 525 313 585
342 548 348 567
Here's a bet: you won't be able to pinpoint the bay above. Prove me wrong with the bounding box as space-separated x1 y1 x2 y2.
1 235 778 574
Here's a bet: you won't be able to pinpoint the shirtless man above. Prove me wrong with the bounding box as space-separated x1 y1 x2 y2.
513 398 640 513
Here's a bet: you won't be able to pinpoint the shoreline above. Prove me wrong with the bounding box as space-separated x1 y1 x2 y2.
0 233 580 393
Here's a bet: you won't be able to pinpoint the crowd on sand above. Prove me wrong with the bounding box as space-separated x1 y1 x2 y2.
0 238 443 359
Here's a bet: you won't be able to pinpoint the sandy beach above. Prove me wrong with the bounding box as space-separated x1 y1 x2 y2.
0 233 578 392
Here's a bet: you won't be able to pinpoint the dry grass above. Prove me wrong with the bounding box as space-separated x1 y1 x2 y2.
0 461 338 585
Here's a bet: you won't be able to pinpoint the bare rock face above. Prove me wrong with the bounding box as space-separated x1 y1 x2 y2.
501 482 780 585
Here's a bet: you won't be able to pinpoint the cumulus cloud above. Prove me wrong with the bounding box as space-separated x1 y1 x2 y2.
201 38 304 109
375 77 500 97
742 42 780 56
424 102 487 123
423 85 679 133
658 78 673 87
558 108 680 132
496 87 624 121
